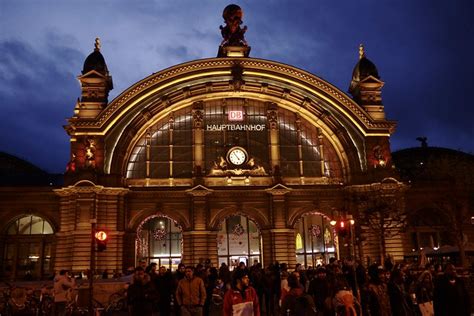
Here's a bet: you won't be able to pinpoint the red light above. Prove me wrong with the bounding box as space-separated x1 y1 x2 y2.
95 231 107 241
340 222 345 228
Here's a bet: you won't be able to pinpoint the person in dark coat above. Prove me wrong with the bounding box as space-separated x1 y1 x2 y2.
281 274 316 316
308 267 331 315
433 263 470 316
127 266 158 316
387 269 414 316
155 266 174 316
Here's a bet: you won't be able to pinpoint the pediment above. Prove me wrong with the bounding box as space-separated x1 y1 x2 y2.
185 184 214 196
265 183 292 195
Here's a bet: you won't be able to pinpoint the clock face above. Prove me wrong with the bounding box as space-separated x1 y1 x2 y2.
227 147 247 166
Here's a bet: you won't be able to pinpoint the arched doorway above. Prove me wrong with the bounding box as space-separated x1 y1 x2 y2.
295 213 337 267
136 215 182 270
217 215 261 270
1 214 55 280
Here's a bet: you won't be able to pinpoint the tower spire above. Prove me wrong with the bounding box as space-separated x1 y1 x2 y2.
359 43 365 60
94 37 101 51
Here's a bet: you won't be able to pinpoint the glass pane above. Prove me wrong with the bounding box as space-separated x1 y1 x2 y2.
296 254 305 267
43 221 54 234
30 217 44 234
249 221 260 255
170 258 181 272
217 231 228 256
249 256 260 267
29 243 40 259
18 216 31 235
18 243 30 259
160 258 170 270
151 239 168 256
228 217 248 255
170 233 181 256
295 220 304 253
218 257 228 269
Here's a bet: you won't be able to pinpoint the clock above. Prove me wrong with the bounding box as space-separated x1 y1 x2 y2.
227 147 247 166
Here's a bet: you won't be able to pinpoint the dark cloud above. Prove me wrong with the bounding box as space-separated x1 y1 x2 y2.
0 35 83 172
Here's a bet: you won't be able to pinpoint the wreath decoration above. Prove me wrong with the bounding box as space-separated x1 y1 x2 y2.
309 224 322 238
231 223 245 237
153 228 167 241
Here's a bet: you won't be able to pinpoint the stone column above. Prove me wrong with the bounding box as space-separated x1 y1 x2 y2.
264 185 295 267
182 231 219 266
183 186 217 266
267 103 280 174
192 101 204 182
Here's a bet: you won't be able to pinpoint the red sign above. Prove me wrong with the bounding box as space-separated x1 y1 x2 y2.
228 110 244 121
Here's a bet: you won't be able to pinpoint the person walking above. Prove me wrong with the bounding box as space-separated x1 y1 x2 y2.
223 269 260 316
176 266 207 316
53 270 75 316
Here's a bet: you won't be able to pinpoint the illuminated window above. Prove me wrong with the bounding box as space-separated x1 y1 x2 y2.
217 215 261 270
296 233 303 250
2 215 54 280
7 215 53 235
295 214 336 267
137 217 182 271
126 99 343 181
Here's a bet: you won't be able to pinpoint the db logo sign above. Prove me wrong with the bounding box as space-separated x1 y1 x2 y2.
228 110 244 121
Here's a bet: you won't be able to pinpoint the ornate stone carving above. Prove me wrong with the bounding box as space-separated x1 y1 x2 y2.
208 156 267 176
84 138 96 169
230 64 244 91
192 101 204 128
267 103 278 130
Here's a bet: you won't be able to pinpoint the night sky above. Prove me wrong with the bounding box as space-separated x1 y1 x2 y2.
1 0 473 173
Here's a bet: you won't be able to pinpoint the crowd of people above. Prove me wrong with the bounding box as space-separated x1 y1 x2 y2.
120 257 471 316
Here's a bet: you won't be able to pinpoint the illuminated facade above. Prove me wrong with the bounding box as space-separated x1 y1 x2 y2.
51 31 404 273
1 7 472 280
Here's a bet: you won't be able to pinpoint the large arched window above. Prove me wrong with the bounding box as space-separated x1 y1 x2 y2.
295 214 337 267
127 107 194 179
126 99 343 181
136 216 182 270
1 215 55 280
217 215 261 270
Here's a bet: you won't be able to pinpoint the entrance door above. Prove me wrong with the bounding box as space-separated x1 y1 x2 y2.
217 215 261 270
136 216 182 271
295 214 337 267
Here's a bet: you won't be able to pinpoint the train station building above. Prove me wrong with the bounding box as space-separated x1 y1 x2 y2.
1 5 472 280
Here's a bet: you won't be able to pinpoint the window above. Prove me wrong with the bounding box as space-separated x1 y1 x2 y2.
1 215 54 280
7 215 53 235
295 214 336 267
137 216 182 271
217 215 261 270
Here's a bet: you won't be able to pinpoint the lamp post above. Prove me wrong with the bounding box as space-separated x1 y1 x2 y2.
89 219 96 316
330 214 359 299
